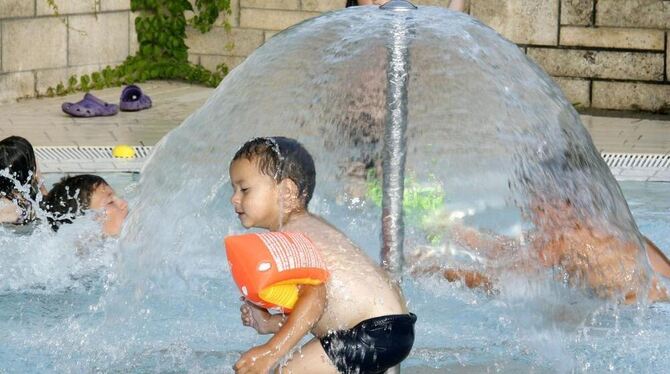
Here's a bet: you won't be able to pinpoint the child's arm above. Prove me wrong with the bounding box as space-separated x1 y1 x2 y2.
422 212 515 260
648 276 669 302
35 165 49 197
449 223 516 260
444 268 493 292
409 261 494 292
448 0 466 12
644 236 670 279
240 300 287 335
234 284 327 373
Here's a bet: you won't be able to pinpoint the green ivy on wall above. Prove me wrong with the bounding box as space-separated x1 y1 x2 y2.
46 0 231 96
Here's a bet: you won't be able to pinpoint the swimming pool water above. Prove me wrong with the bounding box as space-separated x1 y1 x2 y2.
0 176 668 373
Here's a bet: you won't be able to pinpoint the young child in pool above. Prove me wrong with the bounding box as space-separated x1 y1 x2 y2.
0 136 48 225
229 137 415 374
413 196 669 303
44 174 128 237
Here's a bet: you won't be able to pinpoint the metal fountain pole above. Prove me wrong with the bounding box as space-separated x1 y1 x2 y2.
379 5 417 374
380 0 416 284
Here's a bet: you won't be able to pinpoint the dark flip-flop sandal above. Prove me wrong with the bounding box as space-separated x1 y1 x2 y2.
62 93 119 117
119 85 152 112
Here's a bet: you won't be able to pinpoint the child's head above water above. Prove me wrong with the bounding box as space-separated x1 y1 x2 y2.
44 174 128 236
229 137 315 230
0 136 39 201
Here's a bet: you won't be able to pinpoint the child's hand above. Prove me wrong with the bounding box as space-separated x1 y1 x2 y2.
35 164 48 197
234 344 277 374
240 298 279 335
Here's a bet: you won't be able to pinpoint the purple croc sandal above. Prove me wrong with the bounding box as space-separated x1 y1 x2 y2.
62 93 119 117
120 85 152 111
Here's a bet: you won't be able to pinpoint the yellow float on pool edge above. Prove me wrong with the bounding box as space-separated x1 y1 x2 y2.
112 145 135 158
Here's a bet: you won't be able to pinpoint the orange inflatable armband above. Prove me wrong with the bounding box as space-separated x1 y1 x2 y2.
224 232 329 313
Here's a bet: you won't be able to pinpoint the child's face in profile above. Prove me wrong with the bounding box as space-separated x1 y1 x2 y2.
229 157 281 231
89 183 128 237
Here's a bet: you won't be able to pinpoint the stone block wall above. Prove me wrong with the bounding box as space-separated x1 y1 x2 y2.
471 0 670 112
186 0 461 79
185 0 332 73
188 0 670 112
1 0 668 113
187 0 669 112
0 0 135 102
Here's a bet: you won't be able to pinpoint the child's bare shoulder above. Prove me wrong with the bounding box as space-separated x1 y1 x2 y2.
286 214 347 241
285 213 369 260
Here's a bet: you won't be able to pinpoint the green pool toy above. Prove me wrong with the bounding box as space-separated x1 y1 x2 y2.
365 172 445 217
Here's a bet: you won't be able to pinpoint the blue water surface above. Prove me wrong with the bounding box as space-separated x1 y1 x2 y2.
0 176 668 373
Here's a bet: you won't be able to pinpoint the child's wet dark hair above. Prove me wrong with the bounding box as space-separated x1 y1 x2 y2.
346 0 358 7
43 174 108 231
233 137 316 207
0 136 38 201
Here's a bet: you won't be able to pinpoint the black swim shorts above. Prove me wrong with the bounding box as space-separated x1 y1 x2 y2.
319 313 417 374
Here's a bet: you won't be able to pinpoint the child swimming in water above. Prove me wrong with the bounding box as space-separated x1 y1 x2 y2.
413 195 669 303
44 174 128 237
229 137 415 373
0 136 47 225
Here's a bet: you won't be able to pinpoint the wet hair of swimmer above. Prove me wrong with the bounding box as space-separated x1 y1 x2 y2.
43 174 108 231
346 0 358 7
0 136 39 201
232 137 316 208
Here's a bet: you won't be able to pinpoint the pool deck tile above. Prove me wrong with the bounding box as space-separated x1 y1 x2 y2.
0 81 212 147
39 159 145 173
652 169 670 181
616 168 658 182
582 114 670 155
